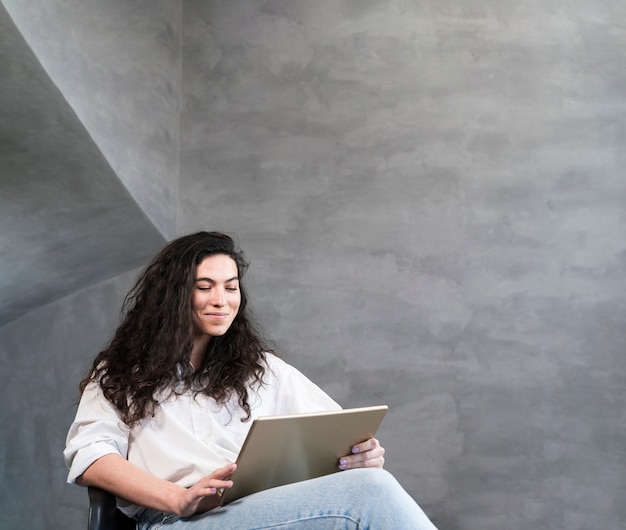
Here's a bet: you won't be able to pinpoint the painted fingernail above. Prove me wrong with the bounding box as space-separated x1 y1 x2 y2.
352 447 360 453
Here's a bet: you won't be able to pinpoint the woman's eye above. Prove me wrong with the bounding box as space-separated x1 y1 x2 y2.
197 286 211 291
226 287 238 292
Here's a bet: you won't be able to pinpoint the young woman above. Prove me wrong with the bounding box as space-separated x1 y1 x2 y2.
64 231 438 529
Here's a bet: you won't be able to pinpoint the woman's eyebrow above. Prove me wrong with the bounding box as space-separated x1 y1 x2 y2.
195 276 239 283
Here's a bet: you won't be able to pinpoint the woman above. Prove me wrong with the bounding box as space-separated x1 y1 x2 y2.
64 231 438 529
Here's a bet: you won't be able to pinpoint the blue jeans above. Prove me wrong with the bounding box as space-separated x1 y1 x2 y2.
137 469 437 529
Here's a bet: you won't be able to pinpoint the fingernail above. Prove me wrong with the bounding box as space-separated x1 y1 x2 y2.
352 447 360 454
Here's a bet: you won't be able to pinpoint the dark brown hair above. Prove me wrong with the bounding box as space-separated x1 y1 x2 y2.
80 231 270 427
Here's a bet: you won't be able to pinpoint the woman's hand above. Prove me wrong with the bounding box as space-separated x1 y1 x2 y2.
338 438 385 471
78 454 236 517
175 462 237 516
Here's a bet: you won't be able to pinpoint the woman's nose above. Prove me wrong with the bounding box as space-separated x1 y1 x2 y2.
210 287 226 305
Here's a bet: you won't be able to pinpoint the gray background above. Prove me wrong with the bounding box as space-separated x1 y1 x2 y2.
1 1 625 529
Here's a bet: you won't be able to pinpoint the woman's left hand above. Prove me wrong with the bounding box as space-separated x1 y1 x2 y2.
338 438 385 470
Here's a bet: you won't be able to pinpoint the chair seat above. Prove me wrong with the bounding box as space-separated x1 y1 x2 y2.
87 487 137 530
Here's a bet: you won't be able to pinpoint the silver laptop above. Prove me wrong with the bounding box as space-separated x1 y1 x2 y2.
220 405 388 505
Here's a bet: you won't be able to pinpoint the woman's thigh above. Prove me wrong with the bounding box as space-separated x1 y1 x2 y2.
138 469 437 530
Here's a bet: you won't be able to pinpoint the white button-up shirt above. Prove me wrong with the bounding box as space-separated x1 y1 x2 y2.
64 354 340 517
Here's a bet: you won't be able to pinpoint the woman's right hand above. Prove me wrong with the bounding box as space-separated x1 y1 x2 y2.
78 454 236 517
176 462 237 516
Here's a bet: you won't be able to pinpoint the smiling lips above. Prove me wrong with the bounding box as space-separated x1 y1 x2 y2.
206 312 229 320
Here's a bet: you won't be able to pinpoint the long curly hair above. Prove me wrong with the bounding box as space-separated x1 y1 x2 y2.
80 231 271 427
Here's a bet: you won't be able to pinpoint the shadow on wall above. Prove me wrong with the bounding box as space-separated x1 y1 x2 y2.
0 3 165 328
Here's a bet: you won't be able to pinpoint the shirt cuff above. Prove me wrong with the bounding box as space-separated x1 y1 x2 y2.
66 441 121 484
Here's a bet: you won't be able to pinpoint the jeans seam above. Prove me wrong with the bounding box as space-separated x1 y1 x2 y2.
146 513 179 530
252 513 361 529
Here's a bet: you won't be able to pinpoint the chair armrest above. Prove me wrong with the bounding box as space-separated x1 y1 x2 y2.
87 486 136 530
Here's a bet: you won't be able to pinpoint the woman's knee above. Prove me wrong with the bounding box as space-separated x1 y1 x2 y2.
339 469 437 529
340 468 398 492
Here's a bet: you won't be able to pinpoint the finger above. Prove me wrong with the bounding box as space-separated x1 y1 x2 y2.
339 452 385 470
338 454 385 470
351 438 380 454
209 462 237 480
345 444 385 463
338 443 385 470
194 476 235 495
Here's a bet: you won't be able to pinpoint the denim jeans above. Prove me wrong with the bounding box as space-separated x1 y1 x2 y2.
137 469 437 530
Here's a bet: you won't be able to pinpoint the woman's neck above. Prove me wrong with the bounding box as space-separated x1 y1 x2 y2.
190 335 210 368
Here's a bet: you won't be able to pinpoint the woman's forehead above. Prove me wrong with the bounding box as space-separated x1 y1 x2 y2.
195 253 238 279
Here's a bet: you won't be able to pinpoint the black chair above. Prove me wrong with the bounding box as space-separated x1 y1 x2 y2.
87 487 137 530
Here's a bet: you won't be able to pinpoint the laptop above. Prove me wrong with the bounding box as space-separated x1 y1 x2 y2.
220 405 388 505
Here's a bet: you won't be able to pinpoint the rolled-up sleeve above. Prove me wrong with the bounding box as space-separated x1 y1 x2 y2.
63 382 130 483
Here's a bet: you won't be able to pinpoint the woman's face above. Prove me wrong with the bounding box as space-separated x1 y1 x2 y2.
191 254 241 342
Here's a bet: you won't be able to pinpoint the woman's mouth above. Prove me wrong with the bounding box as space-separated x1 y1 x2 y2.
206 313 228 320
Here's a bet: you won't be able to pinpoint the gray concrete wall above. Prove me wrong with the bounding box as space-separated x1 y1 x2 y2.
0 1 625 529
0 2 166 327
2 0 182 239
180 2 626 529
0 271 138 529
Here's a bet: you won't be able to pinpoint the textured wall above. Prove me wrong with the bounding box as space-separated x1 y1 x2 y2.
0 3 165 326
0 271 138 529
180 2 626 529
1 0 182 238
0 1 625 529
